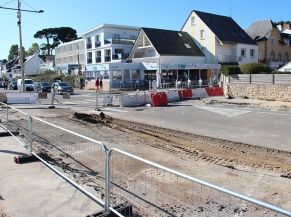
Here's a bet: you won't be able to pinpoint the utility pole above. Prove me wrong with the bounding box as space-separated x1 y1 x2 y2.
17 0 25 92
0 1 44 92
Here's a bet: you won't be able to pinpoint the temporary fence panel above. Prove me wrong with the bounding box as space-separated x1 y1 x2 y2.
6 93 38 104
205 87 224 96
136 92 148 106
103 95 113 106
109 148 291 217
192 88 209 99
38 92 48 99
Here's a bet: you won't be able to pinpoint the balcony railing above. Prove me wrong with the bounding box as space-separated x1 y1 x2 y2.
96 57 101 63
95 42 101 48
105 56 111 62
87 44 92 49
216 54 239 63
87 58 92 64
112 53 130 60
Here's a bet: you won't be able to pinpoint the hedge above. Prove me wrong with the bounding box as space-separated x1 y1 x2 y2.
239 63 271 74
221 65 241 75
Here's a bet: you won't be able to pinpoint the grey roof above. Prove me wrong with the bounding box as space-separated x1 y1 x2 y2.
142 28 204 56
187 10 256 45
246 20 276 41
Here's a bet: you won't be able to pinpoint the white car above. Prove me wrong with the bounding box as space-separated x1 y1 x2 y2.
17 79 35 91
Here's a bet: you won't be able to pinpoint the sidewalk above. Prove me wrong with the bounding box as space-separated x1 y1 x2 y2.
0 134 102 217
202 96 291 111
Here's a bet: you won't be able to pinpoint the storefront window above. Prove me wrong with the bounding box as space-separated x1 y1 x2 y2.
112 70 122 80
123 70 130 81
132 70 140 80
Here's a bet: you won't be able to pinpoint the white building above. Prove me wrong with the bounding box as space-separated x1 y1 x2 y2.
129 28 220 88
9 53 44 78
82 23 139 80
181 10 258 65
55 39 85 75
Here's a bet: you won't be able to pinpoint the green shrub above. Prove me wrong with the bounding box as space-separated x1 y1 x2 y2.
221 65 241 75
239 63 271 74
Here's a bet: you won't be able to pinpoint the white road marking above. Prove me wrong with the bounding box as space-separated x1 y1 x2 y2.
194 105 251 117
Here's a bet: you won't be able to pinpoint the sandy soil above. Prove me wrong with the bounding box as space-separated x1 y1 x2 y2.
4 108 291 216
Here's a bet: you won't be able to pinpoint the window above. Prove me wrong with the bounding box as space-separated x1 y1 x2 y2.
87 52 92 64
184 44 191 48
95 51 101 63
129 35 136 40
250 49 255 58
113 34 120 39
105 49 111 62
271 38 276 45
241 49 246 57
112 70 122 80
200 30 205 40
95 35 101 47
113 49 124 59
191 16 196 26
178 33 182 37
87 37 92 49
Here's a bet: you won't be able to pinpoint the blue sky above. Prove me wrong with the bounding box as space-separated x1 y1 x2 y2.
0 0 289 59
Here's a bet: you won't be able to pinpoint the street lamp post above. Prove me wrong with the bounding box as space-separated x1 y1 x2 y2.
0 0 43 92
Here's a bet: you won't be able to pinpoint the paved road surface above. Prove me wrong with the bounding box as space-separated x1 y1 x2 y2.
15 91 291 152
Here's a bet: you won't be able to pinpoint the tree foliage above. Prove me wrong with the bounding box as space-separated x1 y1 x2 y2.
27 43 40 56
34 27 78 55
8 44 26 61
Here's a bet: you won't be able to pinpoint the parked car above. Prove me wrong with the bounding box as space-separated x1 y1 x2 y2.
17 79 35 91
9 81 18 90
52 82 74 94
40 82 51 92
34 81 41 92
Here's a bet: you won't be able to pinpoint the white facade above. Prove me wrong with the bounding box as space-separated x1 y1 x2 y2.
55 39 85 75
278 61 291 72
82 24 139 76
182 11 258 65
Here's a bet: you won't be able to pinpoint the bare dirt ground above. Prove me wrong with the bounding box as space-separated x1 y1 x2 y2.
4 107 291 216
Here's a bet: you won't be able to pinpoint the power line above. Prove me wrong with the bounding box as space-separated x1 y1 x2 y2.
21 0 36 11
0 0 15 7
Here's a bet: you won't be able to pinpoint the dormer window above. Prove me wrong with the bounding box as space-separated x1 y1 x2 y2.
191 16 196 26
184 44 191 48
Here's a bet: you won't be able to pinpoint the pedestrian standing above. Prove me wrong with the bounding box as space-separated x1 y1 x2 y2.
51 84 60 105
4 80 8 90
99 78 103 92
95 78 100 92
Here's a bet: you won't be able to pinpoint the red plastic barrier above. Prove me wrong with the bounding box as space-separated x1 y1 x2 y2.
151 92 168 107
205 87 224 96
178 89 193 100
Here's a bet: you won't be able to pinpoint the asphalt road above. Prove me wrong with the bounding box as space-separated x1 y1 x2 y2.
11 90 291 152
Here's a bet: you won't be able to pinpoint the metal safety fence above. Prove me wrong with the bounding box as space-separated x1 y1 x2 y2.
0 102 291 217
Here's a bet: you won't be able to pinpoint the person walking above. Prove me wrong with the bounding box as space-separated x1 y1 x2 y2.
99 78 103 92
51 84 60 105
95 78 100 92
4 80 8 90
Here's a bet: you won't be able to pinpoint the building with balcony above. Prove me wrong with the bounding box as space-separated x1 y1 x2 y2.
181 10 258 65
82 23 139 80
246 20 291 69
55 39 85 75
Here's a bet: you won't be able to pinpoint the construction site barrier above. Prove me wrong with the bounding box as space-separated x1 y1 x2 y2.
192 88 209 99
206 87 224 96
178 89 193 100
103 95 113 106
6 92 38 104
166 90 180 102
151 92 168 107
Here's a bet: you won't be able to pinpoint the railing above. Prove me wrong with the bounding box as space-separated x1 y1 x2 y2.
95 42 101 48
96 57 102 63
0 102 291 216
105 56 111 62
227 74 291 85
216 54 238 63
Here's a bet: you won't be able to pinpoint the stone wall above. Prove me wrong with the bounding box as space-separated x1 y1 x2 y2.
223 83 291 102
